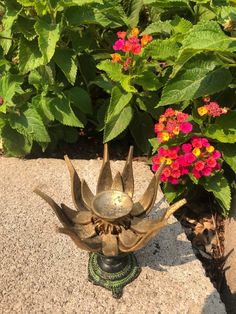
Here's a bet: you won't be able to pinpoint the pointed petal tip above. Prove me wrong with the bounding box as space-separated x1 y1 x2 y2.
163 198 187 220
103 143 109 163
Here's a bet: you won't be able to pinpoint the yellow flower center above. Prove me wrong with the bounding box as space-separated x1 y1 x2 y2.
131 27 139 36
197 106 208 116
206 145 215 153
192 148 201 157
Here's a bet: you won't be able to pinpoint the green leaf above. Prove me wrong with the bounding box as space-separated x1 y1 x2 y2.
0 74 23 113
163 182 185 203
1 124 32 157
171 16 193 34
34 18 61 63
9 107 50 143
182 21 236 52
0 1 20 54
59 0 103 7
94 3 129 28
143 0 189 6
16 16 37 41
172 21 236 76
136 93 161 118
28 65 55 90
78 54 96 87
32 94 55 122
149 137 159 154
141 20 173 35
129 110 154 152
63 126 79 143
128 0 143 27
48 96 84 127
159 55 232 106
203 174 231 215
18 37 44 74
106 86 132 122
143 39 180 60
204 111 236 143
104 105 133 142
218 143 236 173
54 48 77 85
97 60 136 92
134 71 162 91
64 87 92 115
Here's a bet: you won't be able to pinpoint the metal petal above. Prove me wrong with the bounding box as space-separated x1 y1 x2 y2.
118 228 141 249
121 146 134 198
61 204 93 225
130 161 166 217
162 199 187 220
101 233 119 256
61 203 78 220
58 227 102 252
64 155 88 211
96 144 112 194
111 172 123 191
121 199 187 253
119 220 167 253
74 211 93 225
130 217 159 234
34 189 72 227
73 223 97 239
81 179 94 209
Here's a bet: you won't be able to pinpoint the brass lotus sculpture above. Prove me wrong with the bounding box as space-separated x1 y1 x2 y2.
35 144 186 298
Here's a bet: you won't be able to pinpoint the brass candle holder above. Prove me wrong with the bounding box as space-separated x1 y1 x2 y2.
34 145 186 298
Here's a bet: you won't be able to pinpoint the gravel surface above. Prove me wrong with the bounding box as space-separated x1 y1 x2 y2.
0 157 225 314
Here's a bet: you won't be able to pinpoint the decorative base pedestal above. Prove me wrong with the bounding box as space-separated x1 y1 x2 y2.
88 252 141 298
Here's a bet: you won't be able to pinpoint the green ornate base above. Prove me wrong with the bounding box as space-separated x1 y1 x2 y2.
88 252 141 298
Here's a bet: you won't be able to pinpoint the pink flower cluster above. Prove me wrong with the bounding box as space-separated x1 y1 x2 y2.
154 108 193 143
152 137 221 185
113 28 152 55
198 97 229 117
111 28 152 71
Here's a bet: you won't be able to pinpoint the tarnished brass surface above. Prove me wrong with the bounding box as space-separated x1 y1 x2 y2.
92 190 133 221
34 144 187 257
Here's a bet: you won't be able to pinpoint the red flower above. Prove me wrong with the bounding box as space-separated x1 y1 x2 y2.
162 167 171 177
117 31 126 39
207 157 217 168
131 43 142 55
194 160 205 171
172 169 181 178
113 39 125 50
182 143 192 153
192 169 201 179
192 138 202 148
201 167 212 176
164 108 176 117
128 36 139 44
180 122 193 134
122 40 132 52
171 161 180 171
176 112 188 122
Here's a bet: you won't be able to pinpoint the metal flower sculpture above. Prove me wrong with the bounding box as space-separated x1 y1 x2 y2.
35 144 186 298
